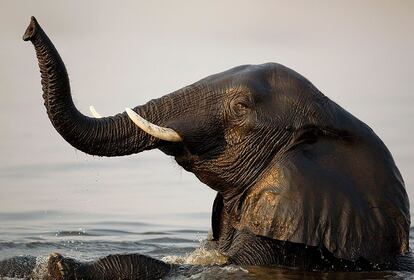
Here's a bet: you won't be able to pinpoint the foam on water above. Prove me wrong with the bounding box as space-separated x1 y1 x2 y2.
30 256 49 280
162 246 227 266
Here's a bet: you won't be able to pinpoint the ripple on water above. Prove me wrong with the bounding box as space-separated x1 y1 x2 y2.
1 211 414 279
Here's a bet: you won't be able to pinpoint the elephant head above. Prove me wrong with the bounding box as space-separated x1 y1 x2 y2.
24 17 410 264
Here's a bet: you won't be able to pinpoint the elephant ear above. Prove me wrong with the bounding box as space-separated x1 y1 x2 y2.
233 138 410 262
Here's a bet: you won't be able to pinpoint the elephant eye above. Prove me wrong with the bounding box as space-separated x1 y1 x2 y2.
229 97 252 118
228 93 253 120
235 102 248 111
232 101 250 117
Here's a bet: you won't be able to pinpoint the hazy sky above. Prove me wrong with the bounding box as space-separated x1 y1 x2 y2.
0 1 413 218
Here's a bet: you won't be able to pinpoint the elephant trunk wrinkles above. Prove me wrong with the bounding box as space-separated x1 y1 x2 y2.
23 17 170 156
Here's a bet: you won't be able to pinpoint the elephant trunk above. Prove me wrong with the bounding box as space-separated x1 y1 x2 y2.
23 16 176 157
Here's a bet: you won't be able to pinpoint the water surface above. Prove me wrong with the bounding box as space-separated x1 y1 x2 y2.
1 209 414 279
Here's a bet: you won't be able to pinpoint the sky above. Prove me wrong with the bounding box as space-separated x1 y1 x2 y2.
0 1 413 219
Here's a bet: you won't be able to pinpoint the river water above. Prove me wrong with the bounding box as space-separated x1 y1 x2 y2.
0 209 413 279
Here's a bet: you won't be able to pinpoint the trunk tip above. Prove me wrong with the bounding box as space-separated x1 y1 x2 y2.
23 16 39 41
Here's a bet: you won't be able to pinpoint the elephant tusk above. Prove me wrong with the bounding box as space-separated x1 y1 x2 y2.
125 108 183 142
89 105 102 118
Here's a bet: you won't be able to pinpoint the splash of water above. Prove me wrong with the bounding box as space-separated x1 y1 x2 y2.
162 246 228 266
30 256 49 280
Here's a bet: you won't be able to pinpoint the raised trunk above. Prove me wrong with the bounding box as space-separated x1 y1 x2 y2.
23 17 170 156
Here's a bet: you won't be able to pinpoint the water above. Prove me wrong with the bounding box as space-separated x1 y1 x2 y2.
1 209 414 279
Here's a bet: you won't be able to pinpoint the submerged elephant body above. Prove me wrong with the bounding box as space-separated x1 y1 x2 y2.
11 16 410 278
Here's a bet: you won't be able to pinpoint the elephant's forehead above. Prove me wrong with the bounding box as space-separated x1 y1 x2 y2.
198 63 299 89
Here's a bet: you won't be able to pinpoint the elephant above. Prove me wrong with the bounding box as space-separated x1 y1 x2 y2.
11 16 412 279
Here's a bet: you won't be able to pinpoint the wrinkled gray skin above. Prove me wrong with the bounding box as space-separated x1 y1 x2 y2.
3 16 411 279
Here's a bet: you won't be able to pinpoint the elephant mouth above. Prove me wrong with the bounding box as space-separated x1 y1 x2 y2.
173 154 195 171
